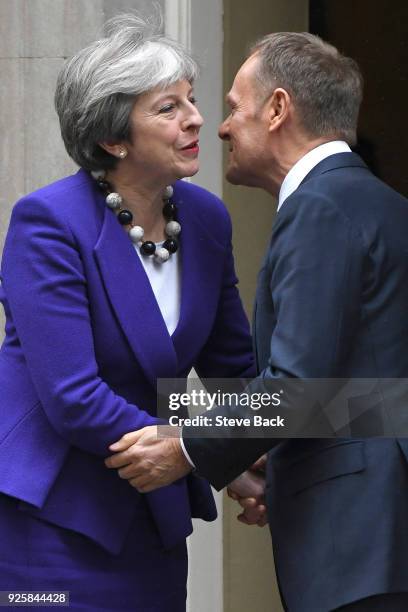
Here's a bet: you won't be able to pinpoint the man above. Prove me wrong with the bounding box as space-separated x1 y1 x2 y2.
106 33 408 611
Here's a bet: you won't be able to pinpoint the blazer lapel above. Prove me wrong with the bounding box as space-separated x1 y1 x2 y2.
171 191 226 372
94 206 178 385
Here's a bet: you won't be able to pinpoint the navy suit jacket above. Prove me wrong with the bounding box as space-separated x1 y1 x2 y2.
184 153 408 611
0 170 255 554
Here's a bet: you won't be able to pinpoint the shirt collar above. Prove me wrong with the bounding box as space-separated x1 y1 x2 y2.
277 140 351 211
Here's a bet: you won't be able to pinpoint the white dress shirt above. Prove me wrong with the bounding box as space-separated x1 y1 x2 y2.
278 140 351 211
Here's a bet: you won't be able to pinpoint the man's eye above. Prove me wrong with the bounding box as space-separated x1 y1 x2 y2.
159 104 175 113
189 96 197 105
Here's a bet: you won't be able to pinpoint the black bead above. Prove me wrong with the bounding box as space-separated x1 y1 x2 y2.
163 201 177 219
140 241 156 256
97 180 109 191
163 239 178 253
117 210 133 225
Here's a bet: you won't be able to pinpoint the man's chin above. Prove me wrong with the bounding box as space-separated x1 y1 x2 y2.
225 167 243 185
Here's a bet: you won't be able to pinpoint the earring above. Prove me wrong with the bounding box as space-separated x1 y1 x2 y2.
118 149 127 159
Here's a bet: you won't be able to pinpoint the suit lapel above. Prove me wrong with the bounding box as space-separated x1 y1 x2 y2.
94 205 178 386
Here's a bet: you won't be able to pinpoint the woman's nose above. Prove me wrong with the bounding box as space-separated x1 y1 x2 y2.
183 106 204 130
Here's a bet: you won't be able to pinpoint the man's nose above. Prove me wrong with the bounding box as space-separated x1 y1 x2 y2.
218 118 230 141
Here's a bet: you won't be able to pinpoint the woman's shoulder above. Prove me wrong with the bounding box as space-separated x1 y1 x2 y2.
17 169 92 206
173 180 230 222
12 170 100 228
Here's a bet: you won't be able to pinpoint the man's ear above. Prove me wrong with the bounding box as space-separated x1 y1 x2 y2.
266 88 291 132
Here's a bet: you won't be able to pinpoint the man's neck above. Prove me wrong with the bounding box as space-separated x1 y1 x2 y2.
264 136 340 197
277 139 351 210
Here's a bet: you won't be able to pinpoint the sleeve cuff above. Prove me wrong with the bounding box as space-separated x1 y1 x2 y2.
180 431 196 469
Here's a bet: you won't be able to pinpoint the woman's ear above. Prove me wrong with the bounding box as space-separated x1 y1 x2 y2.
99 142 128 159
266 88 291 133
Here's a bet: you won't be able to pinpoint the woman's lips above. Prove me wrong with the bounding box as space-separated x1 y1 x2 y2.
180 141 199 155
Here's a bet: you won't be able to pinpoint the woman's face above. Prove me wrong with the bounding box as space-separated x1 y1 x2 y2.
125 79 203 184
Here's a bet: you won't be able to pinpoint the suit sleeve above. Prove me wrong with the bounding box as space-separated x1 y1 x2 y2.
183 193 364 488
1 196 159 456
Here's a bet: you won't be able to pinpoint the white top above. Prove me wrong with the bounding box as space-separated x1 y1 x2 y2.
277 140 351 211
136 245 181 336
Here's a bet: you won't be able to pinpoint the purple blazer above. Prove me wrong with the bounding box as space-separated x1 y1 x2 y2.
0 169 254 554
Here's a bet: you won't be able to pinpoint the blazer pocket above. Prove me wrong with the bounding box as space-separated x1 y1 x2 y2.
0 402 69 507
280 441 365 496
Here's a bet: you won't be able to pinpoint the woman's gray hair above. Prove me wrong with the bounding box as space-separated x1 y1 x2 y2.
251 32 363 145
55 12 199 171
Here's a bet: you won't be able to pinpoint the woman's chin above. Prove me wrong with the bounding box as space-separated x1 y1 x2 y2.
176 162 200 180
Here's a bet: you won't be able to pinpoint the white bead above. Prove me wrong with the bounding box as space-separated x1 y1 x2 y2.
91 169 106 180
163 185 174 199
166 220 181 237
155 247 170 263
106 192 122 209
129 225 144 243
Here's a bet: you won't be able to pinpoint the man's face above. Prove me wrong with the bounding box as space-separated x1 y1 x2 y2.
219 54 270 187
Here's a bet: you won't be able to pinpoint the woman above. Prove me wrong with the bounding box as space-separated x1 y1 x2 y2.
0 13 254 612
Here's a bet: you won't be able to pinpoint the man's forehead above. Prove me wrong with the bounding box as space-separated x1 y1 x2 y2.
227 54 259 102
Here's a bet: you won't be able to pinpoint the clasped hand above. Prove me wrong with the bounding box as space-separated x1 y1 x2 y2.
105 428 268 527
227 455 268 527
104 425 192 492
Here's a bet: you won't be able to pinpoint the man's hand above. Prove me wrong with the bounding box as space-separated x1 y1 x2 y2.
227 454 268 527
105 426 192 492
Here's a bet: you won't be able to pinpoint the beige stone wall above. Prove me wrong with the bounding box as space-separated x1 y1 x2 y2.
222 2 309 611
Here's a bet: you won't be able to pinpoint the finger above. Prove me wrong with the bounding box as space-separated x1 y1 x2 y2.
129 477 144 491
251 454 267 472
227 489 240 501
105 448 136 468
238 495 265 509
237 513 252 525
257 515 268 527
118 464 141 479
237 497 257 509
239 505 267 524
237 512 260 526
129 476 158 494
109 430 143 452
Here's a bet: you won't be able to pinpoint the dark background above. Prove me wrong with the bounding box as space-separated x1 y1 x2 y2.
310 0 408 196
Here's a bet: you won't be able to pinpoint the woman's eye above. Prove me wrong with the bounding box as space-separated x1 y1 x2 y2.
159 104 175 114
189 96 197 105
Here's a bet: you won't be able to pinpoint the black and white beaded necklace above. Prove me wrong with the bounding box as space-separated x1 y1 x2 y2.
92 170 181 263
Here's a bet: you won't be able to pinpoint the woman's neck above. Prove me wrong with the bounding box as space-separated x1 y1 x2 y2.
105 169 169 242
